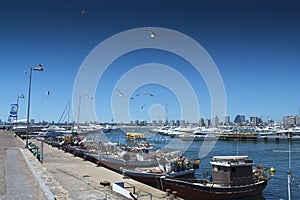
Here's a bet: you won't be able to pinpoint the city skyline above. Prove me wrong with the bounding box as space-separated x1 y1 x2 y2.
1 0 300 123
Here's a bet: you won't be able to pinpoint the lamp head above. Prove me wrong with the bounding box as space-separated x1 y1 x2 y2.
19 94 25 98
33 67 44 71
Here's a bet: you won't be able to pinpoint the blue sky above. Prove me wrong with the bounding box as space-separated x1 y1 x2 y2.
1 0 299 123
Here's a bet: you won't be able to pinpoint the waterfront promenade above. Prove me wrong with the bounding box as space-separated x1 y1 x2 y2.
0 130 174 200
0 130 46 200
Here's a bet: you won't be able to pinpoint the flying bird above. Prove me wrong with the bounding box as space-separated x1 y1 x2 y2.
116 88 134 100
145 29 164 39
135 91 154 97
45 90 50 99
80 8 88 14
85 95 93 100
140 105 146 109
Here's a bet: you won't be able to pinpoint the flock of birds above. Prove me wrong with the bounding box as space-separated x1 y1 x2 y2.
81 8 162 110
21 9 163 106
116 88 154 109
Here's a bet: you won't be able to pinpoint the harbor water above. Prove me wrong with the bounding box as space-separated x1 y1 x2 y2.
90 127 300 200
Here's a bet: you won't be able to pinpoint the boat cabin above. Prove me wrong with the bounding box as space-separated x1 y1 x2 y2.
210 156 254 186
126 132 146 140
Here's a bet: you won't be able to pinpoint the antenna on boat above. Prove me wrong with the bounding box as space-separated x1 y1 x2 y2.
236 128 239 156
287 132 292 200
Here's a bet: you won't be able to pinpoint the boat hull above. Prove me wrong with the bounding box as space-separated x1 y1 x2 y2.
123 169 195 189
160 178 268 200
98 154 158 173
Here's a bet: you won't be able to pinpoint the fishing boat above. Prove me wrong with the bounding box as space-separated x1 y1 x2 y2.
122 156 200 188
158 155 270 200
95 142 159 172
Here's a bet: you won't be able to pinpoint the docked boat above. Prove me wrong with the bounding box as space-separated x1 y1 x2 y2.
158 155 270 200
41 125 66 132
258 129 300 142
122 156 200 188
219 133 258 141
102 124 121 133
95 142 159 172
125 132 146 140
156 126 172 136
181 132 217 141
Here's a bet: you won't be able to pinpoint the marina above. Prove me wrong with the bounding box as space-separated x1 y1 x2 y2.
7 125 299 200
113 127 300 200
1 1 300 200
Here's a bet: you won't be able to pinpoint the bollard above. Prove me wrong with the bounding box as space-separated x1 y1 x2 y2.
172 191 178 199
40 140 44 163
166 189 171 196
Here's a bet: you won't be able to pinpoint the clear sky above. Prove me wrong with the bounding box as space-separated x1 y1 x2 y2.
1 0 299 123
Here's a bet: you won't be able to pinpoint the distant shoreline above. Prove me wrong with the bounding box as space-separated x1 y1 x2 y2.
118 125 154 129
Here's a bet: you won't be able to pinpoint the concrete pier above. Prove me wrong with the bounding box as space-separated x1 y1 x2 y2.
0 130 176 200
0 130 46 200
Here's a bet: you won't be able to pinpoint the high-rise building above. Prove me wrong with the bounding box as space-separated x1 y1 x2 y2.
180 120 186 127
205 119 211 127
152 120 157 126
234 115 245 125
250 116 262 126
224 115 230 124
158 120 163 126
199 118 205 126
296 116 300 126
283 116 298 127
211 115 219 127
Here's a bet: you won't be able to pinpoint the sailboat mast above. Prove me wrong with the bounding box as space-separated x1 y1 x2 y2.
77 96 81 125
165 104 168 122
67 100 70 130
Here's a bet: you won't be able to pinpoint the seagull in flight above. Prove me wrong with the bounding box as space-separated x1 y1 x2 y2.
140 105 146 109
145 29 164 39
45 90 50 99
85 95 93 100
135 91 154 97
116 88 134 100
80 8 88 14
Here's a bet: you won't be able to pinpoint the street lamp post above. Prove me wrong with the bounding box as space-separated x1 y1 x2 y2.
16 94 25 124
26 64 44 148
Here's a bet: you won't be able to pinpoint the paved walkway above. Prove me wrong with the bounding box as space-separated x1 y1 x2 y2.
0 130 175 200
0 130 46 200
